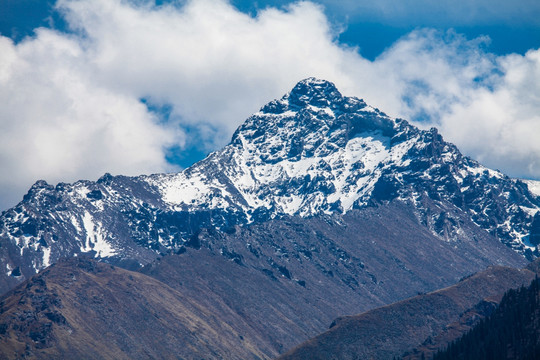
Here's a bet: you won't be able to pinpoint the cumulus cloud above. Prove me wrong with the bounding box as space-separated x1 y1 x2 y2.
0 0 539 210
55 0 353 138
0 30 182 210
439 49 540 177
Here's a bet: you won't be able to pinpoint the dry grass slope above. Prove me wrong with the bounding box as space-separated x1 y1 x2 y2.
0 256 269 360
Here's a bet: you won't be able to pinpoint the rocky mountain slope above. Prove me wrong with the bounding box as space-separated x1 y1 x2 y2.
1 254 534 360
0 256 272 360
1 78 538 295
278 264 538 360
138 205 528 355
3 202 522 358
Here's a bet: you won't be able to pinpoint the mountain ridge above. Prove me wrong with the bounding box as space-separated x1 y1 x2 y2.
0 78 538 293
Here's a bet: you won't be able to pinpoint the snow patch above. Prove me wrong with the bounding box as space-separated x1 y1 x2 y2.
523 179 540 197
81 212 116 257
42 246 51 268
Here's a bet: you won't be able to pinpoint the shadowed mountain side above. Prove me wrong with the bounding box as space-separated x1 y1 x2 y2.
431 276 540 360
400 297 503 360
0 201 528 359
191 201 528 306
140 248 345 356
401 258 540 359
0 257 272 360
278 265 537 360
141 201 527 356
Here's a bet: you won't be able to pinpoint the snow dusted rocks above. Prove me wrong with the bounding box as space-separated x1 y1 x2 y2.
147 78 539 250
0 78 539 292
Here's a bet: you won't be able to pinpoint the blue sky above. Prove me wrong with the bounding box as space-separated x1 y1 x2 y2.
2 0 539 59
0 0 539 210
234 0 540 58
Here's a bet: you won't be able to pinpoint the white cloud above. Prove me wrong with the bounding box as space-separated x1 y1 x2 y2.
55 0 352 138
438 49 540 177
0 0 539 210
0 28 181 209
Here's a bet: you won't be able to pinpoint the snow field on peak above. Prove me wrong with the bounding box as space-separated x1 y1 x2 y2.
150 129 422 218
523 180 540 198
152 170 236 211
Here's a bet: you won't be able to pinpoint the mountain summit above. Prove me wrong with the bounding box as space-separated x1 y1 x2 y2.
0 78 539 293
149 77 539 245
150 77 403 217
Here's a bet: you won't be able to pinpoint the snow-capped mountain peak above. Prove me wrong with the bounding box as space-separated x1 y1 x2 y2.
152 79 404 216
149 78 538 251
1 78 539 286
261 77 345 112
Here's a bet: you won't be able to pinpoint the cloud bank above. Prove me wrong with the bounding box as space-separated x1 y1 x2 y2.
0 0 539 210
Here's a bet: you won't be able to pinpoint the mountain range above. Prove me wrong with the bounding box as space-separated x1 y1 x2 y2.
0 78 539 358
